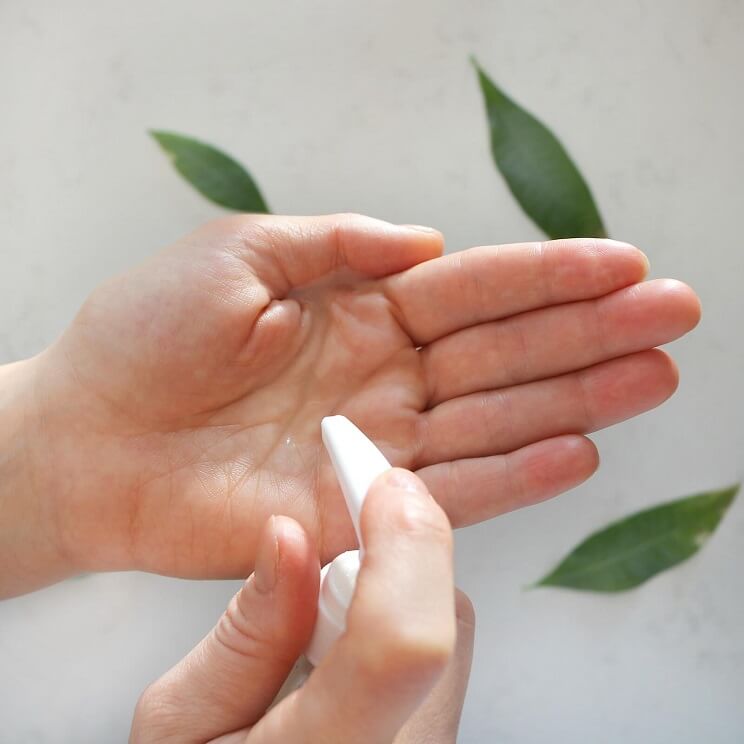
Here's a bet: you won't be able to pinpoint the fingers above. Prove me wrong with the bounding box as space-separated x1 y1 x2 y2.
216 213 444 295
385 238 649 345
416 349 678 467
130 517 319 743
418 435 599 527
393 590 476 744
422 278 701 406
250 469 456 744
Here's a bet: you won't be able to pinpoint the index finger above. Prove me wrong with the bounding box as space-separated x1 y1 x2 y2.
385 238 649 345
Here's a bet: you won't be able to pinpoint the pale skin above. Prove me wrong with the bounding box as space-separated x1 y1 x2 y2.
0 213 700 596
0 213 700 740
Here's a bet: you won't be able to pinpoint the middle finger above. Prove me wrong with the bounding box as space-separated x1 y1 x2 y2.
421 278 700 406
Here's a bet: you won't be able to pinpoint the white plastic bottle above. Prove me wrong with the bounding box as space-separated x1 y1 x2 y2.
271 415 391 705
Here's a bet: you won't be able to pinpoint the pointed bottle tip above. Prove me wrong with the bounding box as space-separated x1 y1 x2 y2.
321 416 391 553
320 415 345 440
303 417 392 669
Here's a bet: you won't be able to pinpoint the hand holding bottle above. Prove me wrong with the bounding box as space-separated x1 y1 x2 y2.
130 468 474 744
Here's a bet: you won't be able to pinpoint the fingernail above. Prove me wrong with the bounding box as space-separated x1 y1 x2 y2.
384 468 429 495
399 223 439 234
254 516 279 594
606 239 650 273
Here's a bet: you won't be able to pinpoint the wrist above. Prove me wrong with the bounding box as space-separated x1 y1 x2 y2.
0 356 80 597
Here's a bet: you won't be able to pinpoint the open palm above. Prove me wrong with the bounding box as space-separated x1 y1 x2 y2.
34 214 700 578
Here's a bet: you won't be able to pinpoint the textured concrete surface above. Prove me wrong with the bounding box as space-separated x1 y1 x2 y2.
1 1 742 741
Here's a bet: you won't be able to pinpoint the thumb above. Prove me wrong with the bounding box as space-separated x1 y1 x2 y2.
130 516 319 743
214 212 444 295
249 468 457 744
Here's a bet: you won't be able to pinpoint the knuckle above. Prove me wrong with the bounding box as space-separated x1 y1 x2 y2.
212 588 273 662
392 494 453 549
330 211 368 227
361 621 455 688
412 414 432 468
212 582 297 665
328 211 370 246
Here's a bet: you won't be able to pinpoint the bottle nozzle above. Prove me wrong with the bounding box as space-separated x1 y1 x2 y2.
320 415 391 557
304 416 391 666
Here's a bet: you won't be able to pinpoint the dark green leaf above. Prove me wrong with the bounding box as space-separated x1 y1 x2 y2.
150 130 269 213
473 59 606 240
534 485 739 592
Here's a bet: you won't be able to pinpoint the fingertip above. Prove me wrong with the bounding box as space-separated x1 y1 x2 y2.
454 589 476 670
645 347 680 398
568 435 600 479
598 239 650 281
385 223 445 270
399 223 444 238
543 238 652 302
614 348 681 412
331 214 444 277
271 515 320 605
587 348 681 425
251 515 319 628
666 353 681 396
519 435 600 507
397 224 445 258
454 589 476 631
272 515 315 565
656 278 702 331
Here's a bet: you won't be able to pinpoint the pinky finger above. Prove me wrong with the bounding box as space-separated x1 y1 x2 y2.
417 435 600 527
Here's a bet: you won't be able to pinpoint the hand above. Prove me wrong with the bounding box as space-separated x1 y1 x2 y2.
1 213 701 593
130 468 474 744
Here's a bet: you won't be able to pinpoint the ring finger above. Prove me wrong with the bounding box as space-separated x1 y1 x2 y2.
415 348 678 468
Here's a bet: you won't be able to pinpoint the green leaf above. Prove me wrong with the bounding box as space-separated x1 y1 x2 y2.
150 130 269 213
534 485 739 592
473 59 606 240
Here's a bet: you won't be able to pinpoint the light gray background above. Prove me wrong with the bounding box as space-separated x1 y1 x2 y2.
1 1 742 742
